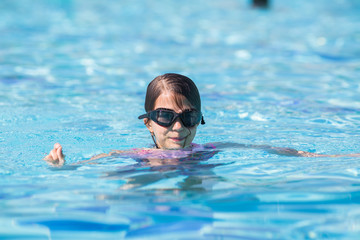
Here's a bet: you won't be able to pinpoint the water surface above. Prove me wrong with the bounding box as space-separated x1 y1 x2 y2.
1 0 360 239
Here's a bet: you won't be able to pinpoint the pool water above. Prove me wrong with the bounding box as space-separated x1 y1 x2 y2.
1 0 360 239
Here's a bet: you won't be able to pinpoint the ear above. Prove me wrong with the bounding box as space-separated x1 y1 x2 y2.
144 119 153 132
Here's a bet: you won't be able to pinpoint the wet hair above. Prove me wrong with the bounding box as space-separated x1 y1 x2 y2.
144 73 201 112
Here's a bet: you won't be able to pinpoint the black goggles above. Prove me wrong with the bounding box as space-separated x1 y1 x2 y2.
138 108 205 128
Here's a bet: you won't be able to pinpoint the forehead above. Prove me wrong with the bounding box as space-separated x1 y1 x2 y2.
154 92 193 112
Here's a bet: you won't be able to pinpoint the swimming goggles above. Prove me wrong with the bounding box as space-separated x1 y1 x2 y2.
138 108 205 128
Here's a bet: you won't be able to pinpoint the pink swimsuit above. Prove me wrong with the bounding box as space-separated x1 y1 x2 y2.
127 143 217 160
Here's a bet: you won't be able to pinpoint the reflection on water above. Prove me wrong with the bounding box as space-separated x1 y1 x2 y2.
101 149 223 193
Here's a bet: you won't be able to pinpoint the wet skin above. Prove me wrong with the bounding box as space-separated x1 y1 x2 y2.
144 91 199 150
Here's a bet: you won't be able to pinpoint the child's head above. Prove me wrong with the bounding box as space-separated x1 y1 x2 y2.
144 73 202 113
139 73 204 149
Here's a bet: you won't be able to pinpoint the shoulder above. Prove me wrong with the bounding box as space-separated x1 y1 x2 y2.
203 143 217 149
189 143 217 151
192 142 217 150
121 148 156 157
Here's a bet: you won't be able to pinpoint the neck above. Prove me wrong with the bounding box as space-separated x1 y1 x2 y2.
151 134 160 149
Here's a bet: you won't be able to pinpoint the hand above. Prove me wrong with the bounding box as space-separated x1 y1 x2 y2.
44 143 65 166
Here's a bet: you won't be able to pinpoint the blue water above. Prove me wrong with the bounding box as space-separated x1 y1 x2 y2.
1 0 360 239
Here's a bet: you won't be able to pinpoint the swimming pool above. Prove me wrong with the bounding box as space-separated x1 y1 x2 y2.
1 0 360 239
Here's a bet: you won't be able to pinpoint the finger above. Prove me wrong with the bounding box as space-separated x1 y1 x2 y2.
44 153 52 161
44 150 56 162
57 146 64 159
51 149 58 161
54 143 61 149
57 146 65 166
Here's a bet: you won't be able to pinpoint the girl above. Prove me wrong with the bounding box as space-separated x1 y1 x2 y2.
44 73 359 166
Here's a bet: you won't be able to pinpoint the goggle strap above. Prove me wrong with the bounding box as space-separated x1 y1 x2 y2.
138 113 148 119
201 116 205 125
151 132 159 149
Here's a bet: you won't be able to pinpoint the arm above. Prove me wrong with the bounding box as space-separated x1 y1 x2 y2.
76 150 128 164
44 143 128 166
254 145 360 157
208 142 331 157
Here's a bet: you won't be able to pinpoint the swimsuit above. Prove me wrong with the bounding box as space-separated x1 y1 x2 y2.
127 143 218 161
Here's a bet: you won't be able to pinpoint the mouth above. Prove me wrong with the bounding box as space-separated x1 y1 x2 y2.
169 137 186 142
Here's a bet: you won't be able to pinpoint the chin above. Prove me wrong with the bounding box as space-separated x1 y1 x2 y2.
163 142 186 150
166 145 183 150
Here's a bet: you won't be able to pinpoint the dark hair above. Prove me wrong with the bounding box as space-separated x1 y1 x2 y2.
144 73 201 112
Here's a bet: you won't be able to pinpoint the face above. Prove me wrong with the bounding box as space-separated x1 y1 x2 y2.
144 92 198 149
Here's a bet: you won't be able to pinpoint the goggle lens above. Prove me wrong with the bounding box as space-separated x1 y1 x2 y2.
155 110 174 126
140 108 204 128
181 111 199 127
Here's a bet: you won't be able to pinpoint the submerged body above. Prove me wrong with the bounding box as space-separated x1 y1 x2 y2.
46 141 337 167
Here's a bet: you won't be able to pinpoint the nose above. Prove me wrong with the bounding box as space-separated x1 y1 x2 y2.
171 117 184 130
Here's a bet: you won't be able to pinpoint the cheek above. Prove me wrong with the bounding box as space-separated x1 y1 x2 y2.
152 124 168 136
188 127 197 139
192 128 197 138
